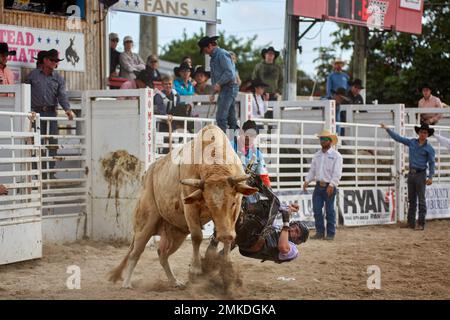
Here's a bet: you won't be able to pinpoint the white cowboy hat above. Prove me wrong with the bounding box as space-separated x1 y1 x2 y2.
333 58 346 65
317 130 338 145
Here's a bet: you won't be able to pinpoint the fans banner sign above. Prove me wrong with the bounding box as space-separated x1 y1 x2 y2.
339 187 396 226
424 184 450 220
0 24 85 72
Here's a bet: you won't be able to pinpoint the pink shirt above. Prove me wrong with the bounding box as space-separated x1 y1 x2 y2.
418 95 442 108
0 66 15 85
120 80 137 90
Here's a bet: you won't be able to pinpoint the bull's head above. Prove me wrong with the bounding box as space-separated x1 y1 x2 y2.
181 175 258 243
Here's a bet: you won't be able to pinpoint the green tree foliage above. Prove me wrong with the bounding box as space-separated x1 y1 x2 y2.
312 47 338 96
331 0 450 107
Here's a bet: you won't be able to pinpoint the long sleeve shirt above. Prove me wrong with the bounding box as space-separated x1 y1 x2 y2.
210 47 236 87
24 68 71 111
305 148 343 187
119 51 146 80
326 71 349 98
173 78 195 96
386 128 435 179
252 61 283 95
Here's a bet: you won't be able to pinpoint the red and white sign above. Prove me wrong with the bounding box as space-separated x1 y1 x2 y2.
0 24 85 72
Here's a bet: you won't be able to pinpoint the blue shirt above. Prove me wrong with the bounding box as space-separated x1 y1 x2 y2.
386 129 436 179
210 47 236 87
326 71 350 98
173 78 195 96
24 68 71 111
232 140 268 175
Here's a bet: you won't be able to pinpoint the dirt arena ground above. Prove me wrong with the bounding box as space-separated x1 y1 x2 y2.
1 220 450 300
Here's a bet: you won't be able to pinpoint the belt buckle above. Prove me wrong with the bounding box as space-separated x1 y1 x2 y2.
319 181 327 187
42 106 49 112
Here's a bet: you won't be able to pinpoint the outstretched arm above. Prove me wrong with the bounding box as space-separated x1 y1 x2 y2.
435 134 450 150
380 123 411 146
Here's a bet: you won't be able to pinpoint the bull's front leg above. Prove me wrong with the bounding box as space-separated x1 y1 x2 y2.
185 209 203 276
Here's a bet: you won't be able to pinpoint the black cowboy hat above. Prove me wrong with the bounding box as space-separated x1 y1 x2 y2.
197 36 219 54
414 123 434 136
349 78 364 89
241 120 259 135
261 46 280 59
249 79 269 90
173 62 194 77
42 49 64 61
421 83 432 91
0 42 16 56
192 66 210 78
33 50 47 64
134 69 152 87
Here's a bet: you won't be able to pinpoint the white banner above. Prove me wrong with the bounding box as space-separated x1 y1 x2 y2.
0 24 85 72
424 184 450 220
339 187 396 226
274 190 315 229
112 0 218 23
399 0 422 11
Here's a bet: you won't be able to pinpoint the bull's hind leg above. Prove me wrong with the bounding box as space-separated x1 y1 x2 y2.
158 223 188 288
122 198 160 289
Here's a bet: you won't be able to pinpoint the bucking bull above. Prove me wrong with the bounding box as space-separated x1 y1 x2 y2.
108 125 258 288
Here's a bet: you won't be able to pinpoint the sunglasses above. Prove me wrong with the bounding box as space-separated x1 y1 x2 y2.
111 39 119 42
320 137 332 142
150 60 158 63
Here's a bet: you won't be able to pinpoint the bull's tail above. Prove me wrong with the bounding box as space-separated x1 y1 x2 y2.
107 235 135 283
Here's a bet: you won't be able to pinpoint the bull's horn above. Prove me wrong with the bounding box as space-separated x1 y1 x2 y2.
227 175 249 186
180 179 204 189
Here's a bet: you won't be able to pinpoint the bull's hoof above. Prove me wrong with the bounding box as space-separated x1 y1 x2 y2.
172 280 186 289
121 283 133 289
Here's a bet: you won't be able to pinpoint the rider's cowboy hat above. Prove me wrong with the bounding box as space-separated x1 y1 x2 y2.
0 42 16 56
317 129 338 145
197 36 219 54
261 46 280 59
42 49 64 62
414 123 434 136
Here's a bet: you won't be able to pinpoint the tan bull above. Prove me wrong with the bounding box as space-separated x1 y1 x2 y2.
108 125 258 288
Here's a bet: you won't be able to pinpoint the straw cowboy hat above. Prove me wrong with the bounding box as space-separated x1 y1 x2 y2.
333 58 346 65
317 130 338 145
414 123 434 136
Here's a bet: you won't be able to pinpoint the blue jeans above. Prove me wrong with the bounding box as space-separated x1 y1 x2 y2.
216 85 238 132
313 185 337 236
39 110 58 170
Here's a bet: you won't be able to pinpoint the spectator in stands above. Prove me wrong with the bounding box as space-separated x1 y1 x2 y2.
418 84 443 125
173 63 195 96
0 184 7 195
109 33 121 81
120 69 152 90
193 66 213 95
303 130 343 240
229 52 242 96
119 36 146 81
153 75 180 115
346 79 364 104
24 49 74 174
326 59 349 99
145 54 162 86
332 87 350 136
0 42 16 85
250 79 269 119
380 123 435 231
252 46 283 101
198 35 238 133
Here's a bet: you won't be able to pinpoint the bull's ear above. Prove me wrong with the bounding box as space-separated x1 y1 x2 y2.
183 189 203 204
235 183 259 196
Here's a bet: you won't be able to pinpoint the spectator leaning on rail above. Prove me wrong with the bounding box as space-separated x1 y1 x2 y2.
303 130 343 241
193 66 213 95
24 49 74 174
120 69 152 90
0 42 15 85
153 75 180 115
346 78 365 104
332 87 351 136
380 123 435 231
252 46 283 101
119 36 146 81
198 35 238 133
418 84 443 125
145 54 162 85
173 62 195 96
109 33 121 83
326 59 350 99
0 184 7 195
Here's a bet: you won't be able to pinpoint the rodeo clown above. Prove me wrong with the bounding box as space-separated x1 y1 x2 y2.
208 120 309 263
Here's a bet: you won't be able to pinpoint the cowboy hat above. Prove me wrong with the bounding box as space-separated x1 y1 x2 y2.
173 62 194 77
317 129 338 145
261 46 280 59
0 42 16 56
192 66 210 78
421 83 432 91
42 49 64 62
333 58 346 65
197 36 219 54
414 123 434 136
33 50 47 63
